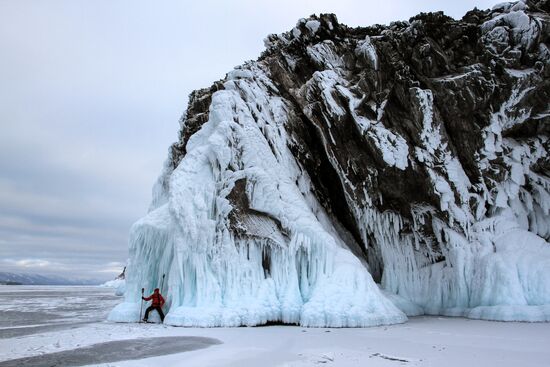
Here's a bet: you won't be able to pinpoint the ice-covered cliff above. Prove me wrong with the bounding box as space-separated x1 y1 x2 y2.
109 0 550 327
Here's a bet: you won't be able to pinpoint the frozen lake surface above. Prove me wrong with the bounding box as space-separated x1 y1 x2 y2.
1 285 549 366
0 286 119 338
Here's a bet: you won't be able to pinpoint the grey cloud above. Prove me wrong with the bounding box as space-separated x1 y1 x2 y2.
0 0 496 281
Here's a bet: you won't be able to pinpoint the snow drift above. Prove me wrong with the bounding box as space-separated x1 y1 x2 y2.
110 0 550 326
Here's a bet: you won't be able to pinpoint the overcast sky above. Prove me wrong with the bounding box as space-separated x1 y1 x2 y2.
0 0 496 282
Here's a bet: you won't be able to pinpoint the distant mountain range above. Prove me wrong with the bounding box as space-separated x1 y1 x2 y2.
0 272 102 285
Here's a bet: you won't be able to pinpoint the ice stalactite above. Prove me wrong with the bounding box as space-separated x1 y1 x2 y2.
341 78 550 321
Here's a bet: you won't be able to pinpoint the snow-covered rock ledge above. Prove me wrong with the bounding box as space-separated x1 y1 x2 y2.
110 0 550 327
101 279 126 296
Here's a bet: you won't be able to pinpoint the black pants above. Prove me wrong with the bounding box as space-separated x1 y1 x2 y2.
143 305 165 322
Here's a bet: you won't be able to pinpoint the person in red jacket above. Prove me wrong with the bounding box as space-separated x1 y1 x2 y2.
142 288 165 322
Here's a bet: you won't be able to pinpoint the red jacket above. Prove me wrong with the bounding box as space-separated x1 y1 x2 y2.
143 292 165 307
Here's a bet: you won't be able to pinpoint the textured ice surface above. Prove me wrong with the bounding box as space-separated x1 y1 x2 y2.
109 64 406 327
305 20 321 34
355 36 378 70
101 279 126 296
0 286 120 339
4 295 550 367
482 8 540 50
0 337 220 367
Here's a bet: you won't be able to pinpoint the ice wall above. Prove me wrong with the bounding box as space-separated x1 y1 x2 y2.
109 64 407 327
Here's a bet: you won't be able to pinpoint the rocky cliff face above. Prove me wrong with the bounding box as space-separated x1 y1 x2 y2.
110 0 550 327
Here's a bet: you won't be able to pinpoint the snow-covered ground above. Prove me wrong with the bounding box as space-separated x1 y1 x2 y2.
1 286 549 366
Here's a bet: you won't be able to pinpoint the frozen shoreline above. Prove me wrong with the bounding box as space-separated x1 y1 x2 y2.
1 286 550 367
2 316 550 367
